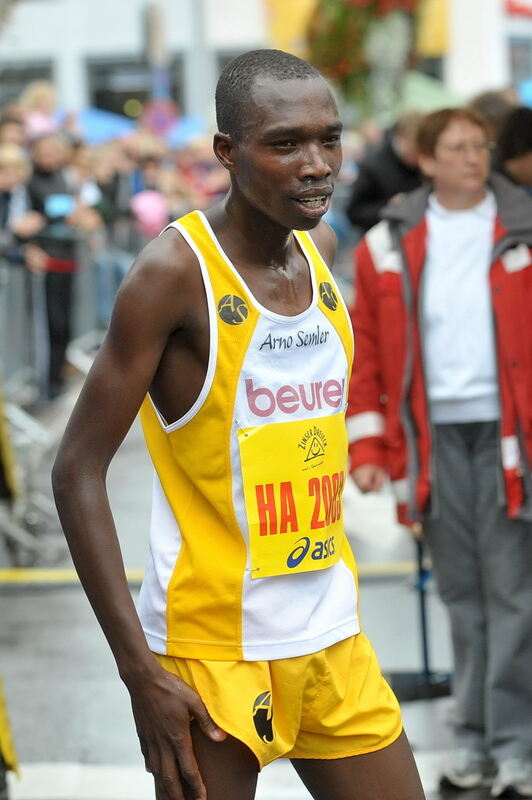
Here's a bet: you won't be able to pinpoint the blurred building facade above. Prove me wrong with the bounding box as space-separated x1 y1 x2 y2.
1 0 532 124
417 0 532 98
0 0 267 125
447 0 532 96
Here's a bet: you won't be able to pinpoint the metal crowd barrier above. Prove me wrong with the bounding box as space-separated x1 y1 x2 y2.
0 250 103 565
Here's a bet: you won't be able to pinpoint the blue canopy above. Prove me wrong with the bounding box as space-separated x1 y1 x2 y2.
76 107 137 143
518 79 532 107
165 115 206 148
57 107 137 144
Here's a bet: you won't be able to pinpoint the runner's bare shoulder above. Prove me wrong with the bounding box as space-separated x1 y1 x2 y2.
307 220 337 268
110 226 203 338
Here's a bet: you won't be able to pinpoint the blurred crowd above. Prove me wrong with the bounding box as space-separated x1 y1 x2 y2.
2 71 532 800
346 96 532 797
0 80 229 401
1 79 532 406
344 87 532 240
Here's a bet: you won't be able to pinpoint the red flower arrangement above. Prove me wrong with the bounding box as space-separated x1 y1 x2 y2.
307 0 420 103
348 0 417 13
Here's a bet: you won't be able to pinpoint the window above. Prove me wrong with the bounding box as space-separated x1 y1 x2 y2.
87 56 184 116
509 36 532 85
417 57 444 81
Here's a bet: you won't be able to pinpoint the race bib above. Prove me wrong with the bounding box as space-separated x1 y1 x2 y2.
238 414 347 579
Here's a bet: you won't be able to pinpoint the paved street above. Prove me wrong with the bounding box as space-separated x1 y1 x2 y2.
0 388 493 800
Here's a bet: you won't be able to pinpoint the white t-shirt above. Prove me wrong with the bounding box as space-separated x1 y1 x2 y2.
422 191 500 423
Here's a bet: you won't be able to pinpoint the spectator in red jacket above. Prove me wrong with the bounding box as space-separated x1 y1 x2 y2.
348 107 532 798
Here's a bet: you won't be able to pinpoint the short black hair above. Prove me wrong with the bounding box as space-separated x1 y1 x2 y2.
469 90 515 135
497 107 532 161
216 49 322 141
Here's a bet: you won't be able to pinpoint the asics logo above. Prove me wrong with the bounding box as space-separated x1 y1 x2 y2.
286 537 310 568
286 536 336 569
245 377 344 418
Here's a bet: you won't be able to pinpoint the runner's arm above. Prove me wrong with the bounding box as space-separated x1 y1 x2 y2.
52 231 225 800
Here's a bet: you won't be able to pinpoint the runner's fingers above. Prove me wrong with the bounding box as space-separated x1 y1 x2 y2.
154 774 180 800
154 777 172 800
137 734 150 772
154 754 186 800
155 775 185 800
187 695 226 742
173 731 206 800
144 741 163 782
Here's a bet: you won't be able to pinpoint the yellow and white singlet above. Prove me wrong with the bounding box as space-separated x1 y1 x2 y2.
138 210 359 661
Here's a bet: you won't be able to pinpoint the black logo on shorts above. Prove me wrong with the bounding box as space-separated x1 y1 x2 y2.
319 281 338 311
218 294 248 325
252 691 274 742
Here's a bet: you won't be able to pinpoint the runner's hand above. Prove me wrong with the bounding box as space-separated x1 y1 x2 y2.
126 665 226 800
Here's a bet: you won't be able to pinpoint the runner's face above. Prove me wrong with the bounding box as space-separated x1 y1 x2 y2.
231 76 342 231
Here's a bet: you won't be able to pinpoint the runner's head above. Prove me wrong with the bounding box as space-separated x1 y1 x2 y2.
214 49 342 231
216 49 322 144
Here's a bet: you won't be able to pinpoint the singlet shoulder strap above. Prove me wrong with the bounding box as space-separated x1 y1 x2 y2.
165 211 255 308
295 230 354 366
294 229 331 280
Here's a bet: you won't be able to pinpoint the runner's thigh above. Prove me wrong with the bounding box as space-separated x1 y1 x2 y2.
291 729 425 800
189 722 259 800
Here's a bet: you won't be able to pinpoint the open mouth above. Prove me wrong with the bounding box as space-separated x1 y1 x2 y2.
292 194 330 215
298 196 327 208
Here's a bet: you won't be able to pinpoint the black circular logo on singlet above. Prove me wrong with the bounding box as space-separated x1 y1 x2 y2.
319 281 338 311
218 294 249 325
252 691 274 742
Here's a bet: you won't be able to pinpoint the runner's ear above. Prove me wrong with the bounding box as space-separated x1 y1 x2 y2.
213 132 235 171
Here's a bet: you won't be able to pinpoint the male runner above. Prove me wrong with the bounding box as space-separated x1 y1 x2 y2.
53 50 425 800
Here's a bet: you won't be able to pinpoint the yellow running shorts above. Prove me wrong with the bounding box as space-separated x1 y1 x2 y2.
155 632 403 768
